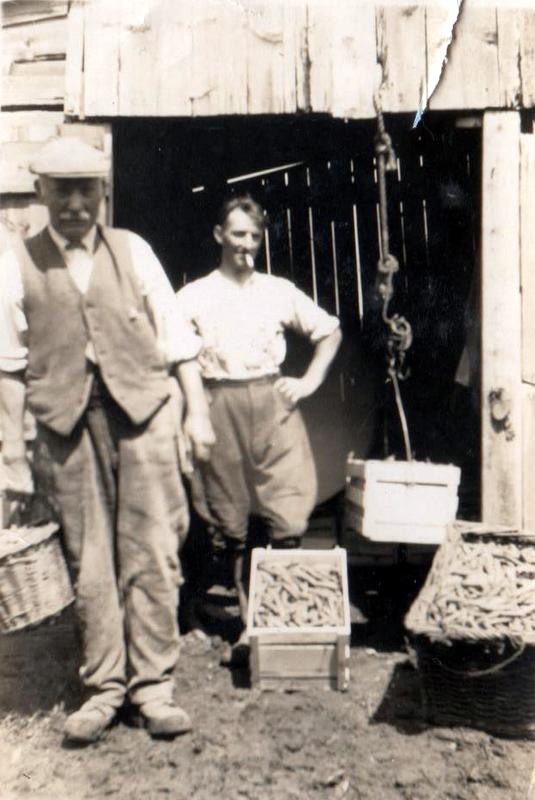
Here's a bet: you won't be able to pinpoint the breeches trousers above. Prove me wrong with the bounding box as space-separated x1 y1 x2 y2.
192 378 318 547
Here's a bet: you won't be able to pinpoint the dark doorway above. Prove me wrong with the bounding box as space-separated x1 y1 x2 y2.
112 114 480 516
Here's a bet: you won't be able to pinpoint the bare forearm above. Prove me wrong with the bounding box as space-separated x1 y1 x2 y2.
0 370 26 447
0 370 32 492
176 360 210 418
302 327 342 394
175 359 215 462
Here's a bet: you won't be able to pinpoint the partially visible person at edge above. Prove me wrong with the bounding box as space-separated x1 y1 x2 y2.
175 194 342 656
0 137 215 745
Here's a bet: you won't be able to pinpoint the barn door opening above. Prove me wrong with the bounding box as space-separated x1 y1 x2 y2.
112 114 481 514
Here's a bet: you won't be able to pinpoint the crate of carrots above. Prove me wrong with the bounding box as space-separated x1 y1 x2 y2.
246 547 351 691
405 521 535 738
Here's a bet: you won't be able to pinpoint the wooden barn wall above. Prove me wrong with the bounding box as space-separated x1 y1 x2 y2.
58 0 535 120
1 1 68 108
1 1 68 232
520 132 535 530
2 1 535 118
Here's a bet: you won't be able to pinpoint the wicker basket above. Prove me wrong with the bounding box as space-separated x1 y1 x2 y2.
405 522 535 739
0 522 74 634
408 635 535 739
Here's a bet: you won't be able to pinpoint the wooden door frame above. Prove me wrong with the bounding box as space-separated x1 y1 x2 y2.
481 110 522 527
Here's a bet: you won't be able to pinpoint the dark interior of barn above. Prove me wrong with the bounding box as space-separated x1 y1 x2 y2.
111 113 481 522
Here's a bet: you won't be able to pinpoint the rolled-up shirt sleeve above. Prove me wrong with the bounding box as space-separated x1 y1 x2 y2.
0 246 28 372
127 233 201 365
284 281 340 342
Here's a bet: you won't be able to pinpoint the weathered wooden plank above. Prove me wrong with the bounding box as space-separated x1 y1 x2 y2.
1 140 46 192
116 0 163 116
283 164 314 297
140 2 197 116
256 169 293 280
514 128 533 534
376 4 427 114
2 15 67 72
522 384 535 530
112 0 249 116
520 133 535 385
189 0 247 116
424 2 461 113
496 7 522 108
82 0 121 116
481 112 522 527
518 133 535 531
1 73 64 108
2 1 68 27
10 59 65 77
64 0 85 117
245 3 301 115
254 644 337 677
307 1 376 118
430 5 500 110
519 8 535 108
326 158 359 324
0 110 63 142
58 123 109 150
331 4 376 119
71 2 535 119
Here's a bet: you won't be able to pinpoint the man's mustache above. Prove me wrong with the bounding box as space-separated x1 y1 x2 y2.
59 212 91 221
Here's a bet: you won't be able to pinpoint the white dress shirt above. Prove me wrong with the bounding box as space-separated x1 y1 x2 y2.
0 225 200 372
175 269 340 381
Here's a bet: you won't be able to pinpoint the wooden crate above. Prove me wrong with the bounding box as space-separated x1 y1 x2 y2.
345 457 461 545
246 547 351 691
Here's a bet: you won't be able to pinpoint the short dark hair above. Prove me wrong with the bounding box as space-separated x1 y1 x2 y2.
217 193 268 231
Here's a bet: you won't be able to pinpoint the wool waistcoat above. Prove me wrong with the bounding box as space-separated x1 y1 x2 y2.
20 226 170 436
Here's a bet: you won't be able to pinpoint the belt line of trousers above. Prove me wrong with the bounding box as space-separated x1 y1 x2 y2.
34 383 188 709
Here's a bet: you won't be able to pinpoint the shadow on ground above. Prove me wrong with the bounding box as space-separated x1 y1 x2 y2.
371 659 428 735
0 606 81 716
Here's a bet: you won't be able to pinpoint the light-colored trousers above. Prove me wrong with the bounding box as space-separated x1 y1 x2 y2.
192 377 318 547
34 386 188 709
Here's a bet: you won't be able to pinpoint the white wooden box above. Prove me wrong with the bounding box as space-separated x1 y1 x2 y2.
345 457 461 545
246 547 351 691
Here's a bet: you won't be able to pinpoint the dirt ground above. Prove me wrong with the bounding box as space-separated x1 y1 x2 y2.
0 562 533 800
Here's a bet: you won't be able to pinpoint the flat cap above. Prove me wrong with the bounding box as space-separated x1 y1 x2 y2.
29 136 110 178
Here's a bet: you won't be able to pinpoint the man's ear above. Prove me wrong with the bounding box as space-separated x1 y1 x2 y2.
213 224 223 245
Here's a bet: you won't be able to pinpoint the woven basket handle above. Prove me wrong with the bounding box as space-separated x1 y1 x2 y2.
432 641 526 678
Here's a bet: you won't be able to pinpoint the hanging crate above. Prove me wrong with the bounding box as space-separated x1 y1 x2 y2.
405 521 535 739
246 547 351 691
345 456 461 545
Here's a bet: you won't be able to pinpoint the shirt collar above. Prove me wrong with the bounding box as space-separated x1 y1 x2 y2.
215 266 258 287
48 224 98 254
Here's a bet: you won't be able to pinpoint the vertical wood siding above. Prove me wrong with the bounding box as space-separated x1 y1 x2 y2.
480 111 522 527
54 1 535 119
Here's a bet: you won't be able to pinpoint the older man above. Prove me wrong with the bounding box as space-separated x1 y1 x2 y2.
0 137 214 743
176 194 341 635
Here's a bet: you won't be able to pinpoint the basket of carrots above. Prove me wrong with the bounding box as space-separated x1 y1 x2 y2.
405 521 535 738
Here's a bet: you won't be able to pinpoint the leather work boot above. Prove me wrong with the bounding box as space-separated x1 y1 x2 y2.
64 703 117 744
137 701 192 738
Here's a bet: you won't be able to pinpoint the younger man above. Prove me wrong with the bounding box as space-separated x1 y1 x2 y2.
176 195 341 628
